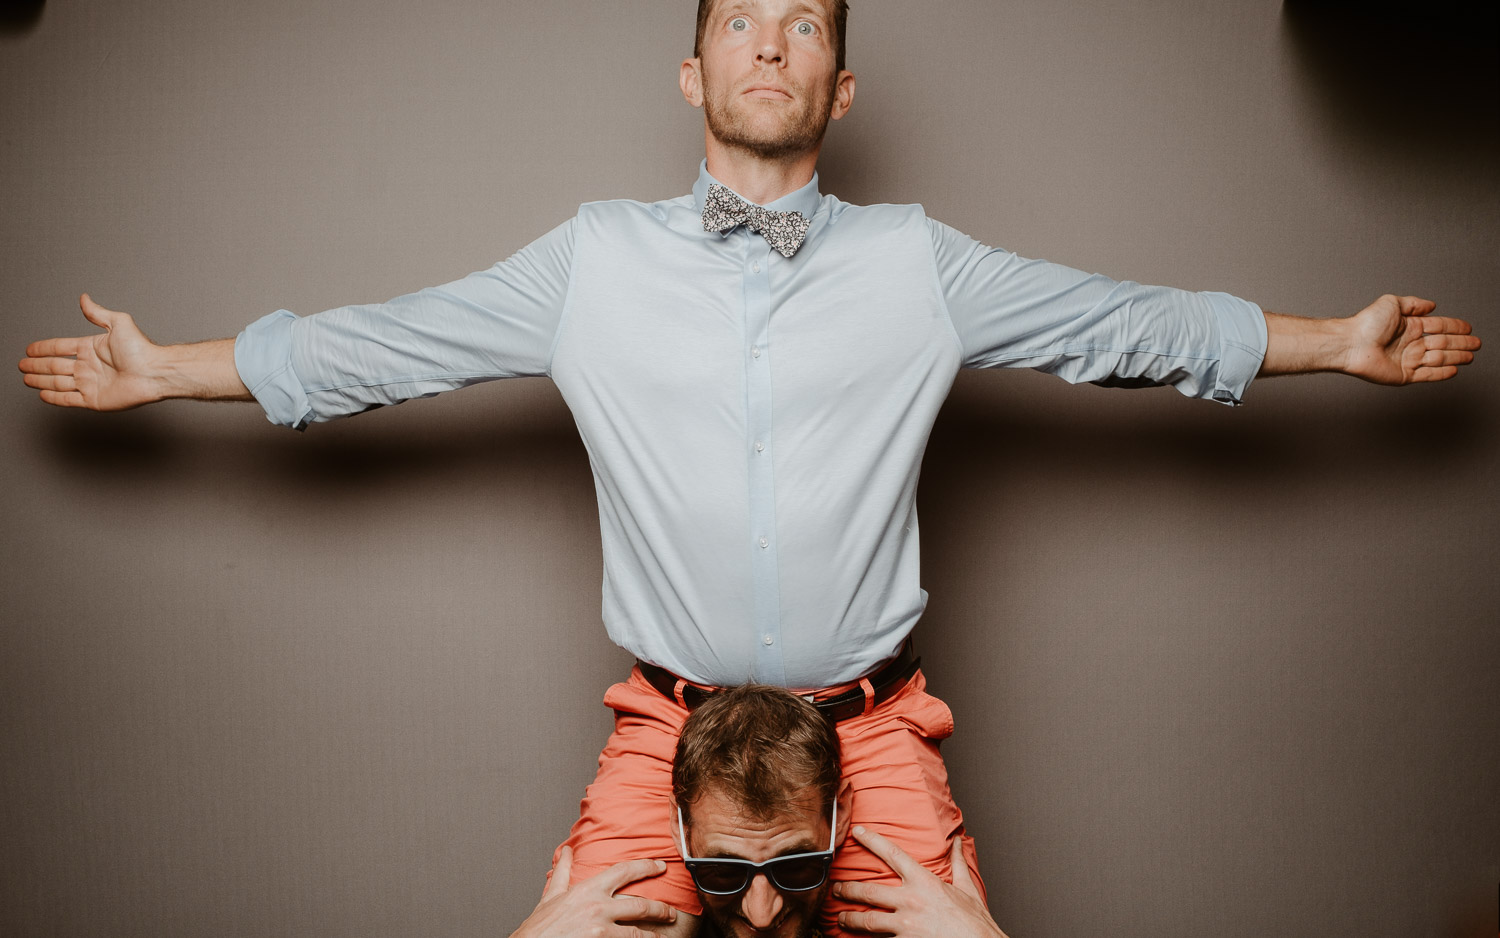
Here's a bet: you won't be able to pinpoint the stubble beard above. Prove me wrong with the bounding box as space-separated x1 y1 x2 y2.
700 881 831 938
702 66 836 161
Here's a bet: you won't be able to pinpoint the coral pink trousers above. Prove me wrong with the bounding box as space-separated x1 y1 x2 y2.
553 665 984 934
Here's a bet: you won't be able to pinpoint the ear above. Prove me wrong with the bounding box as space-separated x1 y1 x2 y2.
829 69 855 121
680 57 705 108
834 779 854 847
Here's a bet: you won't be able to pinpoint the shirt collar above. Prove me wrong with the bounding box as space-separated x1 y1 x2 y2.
692 160 823 227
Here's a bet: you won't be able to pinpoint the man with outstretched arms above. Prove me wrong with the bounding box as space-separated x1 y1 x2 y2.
18 0 1480 934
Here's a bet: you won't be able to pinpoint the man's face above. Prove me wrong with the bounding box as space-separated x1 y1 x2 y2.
687 0 851 161
685 787 832 938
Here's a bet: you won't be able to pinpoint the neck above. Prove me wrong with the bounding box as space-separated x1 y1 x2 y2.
703 135 820 205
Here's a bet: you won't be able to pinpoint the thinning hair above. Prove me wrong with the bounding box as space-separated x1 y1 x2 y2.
694 0 851 73
672 683 841 822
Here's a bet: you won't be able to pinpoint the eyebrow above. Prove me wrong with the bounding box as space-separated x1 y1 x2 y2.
785 2 830 24
706 840 820 860
718 2 831 26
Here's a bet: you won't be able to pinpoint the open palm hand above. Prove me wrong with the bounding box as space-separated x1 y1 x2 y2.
1343 294 1479 385
20 294 165 410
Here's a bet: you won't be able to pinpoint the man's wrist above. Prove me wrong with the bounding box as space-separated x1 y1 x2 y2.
1260 311 1356 376
154 339 253 401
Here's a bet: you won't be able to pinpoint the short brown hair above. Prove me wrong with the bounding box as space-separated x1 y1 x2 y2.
694 0 851 73
672 684 841 822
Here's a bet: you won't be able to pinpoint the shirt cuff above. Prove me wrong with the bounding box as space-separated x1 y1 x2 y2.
234 310 313 429
1203 291 1267 406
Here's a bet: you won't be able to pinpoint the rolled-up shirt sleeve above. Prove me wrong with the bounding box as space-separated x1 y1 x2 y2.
234 217 575 428
929 218 1267 405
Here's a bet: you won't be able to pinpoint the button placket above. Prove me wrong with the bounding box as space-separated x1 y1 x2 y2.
742 237 784 684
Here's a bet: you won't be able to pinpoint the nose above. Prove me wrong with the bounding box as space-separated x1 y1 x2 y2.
754 27 786 66
740 873 784 928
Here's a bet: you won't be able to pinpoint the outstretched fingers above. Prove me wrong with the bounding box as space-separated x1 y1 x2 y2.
23 336 89 360
1418 315 1476 337
1419 348 1476 368
19 355 77 376
1409 325 1480 382
22 372 77 393
1409 365 1460 383
1422 334 1481 359
38 389 88 408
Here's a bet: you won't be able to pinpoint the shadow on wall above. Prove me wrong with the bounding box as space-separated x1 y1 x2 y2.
0 0 44 34
32 407 589 497
29 380 1490 495
925 380 1490 487
1281 0 1500 170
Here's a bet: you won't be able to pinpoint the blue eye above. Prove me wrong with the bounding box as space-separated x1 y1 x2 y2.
730 17 748 31
794 21 815 36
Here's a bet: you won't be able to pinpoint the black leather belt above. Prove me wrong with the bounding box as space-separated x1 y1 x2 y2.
636 640 920 723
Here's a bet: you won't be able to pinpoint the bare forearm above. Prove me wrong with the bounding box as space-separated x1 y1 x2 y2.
1258 311 1353 376
149 338 253 402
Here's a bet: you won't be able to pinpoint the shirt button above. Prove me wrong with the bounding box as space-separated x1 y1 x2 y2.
754 441 765 453
751 346 761 358
752 261 761 273
763 634 774 645
758 536 769 549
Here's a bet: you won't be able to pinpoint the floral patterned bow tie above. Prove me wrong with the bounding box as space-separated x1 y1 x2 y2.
701 183 811 258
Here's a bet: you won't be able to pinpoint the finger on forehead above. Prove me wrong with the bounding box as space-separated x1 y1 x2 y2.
25 337 87 358
850 825 924 880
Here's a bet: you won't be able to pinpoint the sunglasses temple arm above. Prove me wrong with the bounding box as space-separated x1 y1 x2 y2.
675 805 691 860
828 797 838 851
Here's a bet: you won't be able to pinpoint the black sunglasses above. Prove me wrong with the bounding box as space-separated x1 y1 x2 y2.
675 802 838 896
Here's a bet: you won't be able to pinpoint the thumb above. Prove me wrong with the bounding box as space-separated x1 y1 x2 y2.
540 845 573 904
78 294 126 334
80 294 118 331
948 835 981 900
1396 294 1436 317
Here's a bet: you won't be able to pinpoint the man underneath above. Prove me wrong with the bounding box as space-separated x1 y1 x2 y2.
511 684 1011 938
17 0 1481 933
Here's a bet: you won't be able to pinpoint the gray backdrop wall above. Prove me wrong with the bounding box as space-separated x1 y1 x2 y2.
3 2 1496 936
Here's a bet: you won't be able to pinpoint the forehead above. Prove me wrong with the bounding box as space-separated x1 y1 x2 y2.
687 789 824 861
708 0 834 25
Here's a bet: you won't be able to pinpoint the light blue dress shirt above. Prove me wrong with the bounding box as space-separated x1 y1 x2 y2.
235 162 1267 688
